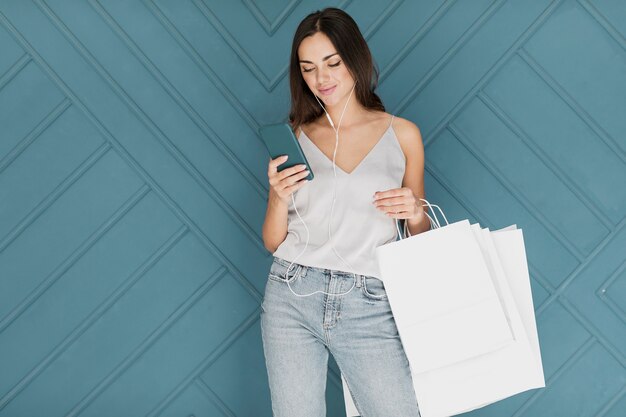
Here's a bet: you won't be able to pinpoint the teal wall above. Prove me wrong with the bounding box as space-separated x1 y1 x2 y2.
0 1 624 416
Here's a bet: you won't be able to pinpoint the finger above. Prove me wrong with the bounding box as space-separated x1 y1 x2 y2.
375 196 396 206
373 189 405 201
385 207 411 218
269 155 288 170
379 203 412 214
277 168 307 190
269 160 301 180
289 168 310 185
277 164 308 181
386 212 406 218
375 196 410 207
284 177 308 193
297 168 310 180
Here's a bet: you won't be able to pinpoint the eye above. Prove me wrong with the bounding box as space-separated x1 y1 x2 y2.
301 60 342 73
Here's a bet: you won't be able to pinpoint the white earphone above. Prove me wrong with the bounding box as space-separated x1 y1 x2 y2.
282 80 359 297
281 81 440 297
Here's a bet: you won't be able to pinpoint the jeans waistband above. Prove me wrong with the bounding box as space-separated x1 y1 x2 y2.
273 256 364 286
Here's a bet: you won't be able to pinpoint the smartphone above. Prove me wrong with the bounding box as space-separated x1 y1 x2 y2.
258 122 314 181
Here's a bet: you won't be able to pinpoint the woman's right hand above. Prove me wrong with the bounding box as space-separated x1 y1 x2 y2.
267 155 309 204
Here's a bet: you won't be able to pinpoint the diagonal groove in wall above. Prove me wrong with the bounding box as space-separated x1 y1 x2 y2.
0 53 30 92
143 0 264 175
0 7 264 323
87 0 267 210
0 97 71 176
0 141 111 255
536 218 626 363
0 143 124 331
578 0 626 54
192 0 272 88
395 0 508 120
35 0 268 256
424 165 493 235
378 0 457 84
193 0 356 90
596 386 626 417
528 222 626 370
242 0 301 36
256 0 398 89
360 0 403 44
89 0 268 201
144 307 261 417
0 199 182 410
65 263 229 417
419 0 563 148
596 259 626 324
517 48 626 164
448 122 590 261
478 88 615 230
559 298 626 366
193 377 237 417
510 336 595 417
535 216 626 318
528 264 554 312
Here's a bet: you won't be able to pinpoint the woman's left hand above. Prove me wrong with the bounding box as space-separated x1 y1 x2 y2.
372 187 424 224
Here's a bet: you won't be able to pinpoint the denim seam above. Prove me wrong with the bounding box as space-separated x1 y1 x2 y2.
361 277 388 300
268 264 302 283
334 356 366 417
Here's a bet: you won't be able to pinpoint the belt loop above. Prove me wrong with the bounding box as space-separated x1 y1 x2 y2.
356 274 363 288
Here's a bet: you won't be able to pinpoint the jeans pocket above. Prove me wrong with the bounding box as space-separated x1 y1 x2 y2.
361 276 388 300
268 257 304 284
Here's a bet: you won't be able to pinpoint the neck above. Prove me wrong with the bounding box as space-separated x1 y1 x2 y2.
322 99 367 130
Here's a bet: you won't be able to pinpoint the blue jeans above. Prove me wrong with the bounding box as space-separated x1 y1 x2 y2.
260 256 421 417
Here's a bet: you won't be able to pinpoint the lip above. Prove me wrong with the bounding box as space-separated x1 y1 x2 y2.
319 85 336 95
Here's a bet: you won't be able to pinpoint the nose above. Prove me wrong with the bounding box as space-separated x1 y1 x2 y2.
316 66 331 84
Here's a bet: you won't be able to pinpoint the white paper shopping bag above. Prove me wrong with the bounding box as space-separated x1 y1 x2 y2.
375 218 514 374
343 201 514 417
342 200 544 417
342 375 357 417
409 225 544 417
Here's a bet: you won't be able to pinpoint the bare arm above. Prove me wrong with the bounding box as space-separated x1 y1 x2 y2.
262 124 309 253
262 186 289 253
401 121 430 236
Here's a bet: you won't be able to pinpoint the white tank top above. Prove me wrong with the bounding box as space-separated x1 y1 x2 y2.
272 114 406 279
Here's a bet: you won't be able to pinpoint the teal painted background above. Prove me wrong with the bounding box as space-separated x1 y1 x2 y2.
0 0 624 416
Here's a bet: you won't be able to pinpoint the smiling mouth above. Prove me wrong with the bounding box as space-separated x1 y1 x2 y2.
319 85 336 94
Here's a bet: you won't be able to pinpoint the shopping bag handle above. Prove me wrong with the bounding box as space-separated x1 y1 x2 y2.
396 198 449 239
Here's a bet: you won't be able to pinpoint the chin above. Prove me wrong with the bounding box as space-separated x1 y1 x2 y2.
319 93 339 105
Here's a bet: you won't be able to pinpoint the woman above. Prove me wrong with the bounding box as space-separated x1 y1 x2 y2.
261 7 430 417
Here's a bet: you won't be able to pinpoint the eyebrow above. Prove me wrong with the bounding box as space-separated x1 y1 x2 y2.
299 53 339 64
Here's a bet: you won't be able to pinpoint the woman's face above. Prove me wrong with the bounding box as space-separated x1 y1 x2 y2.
297 32 355 106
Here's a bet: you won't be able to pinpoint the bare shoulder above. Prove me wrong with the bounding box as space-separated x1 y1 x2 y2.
391 115 424 160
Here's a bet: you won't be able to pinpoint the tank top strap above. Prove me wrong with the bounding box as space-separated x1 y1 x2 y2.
389 114 395 129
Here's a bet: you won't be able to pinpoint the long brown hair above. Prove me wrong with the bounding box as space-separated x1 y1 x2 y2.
288 7 385 130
